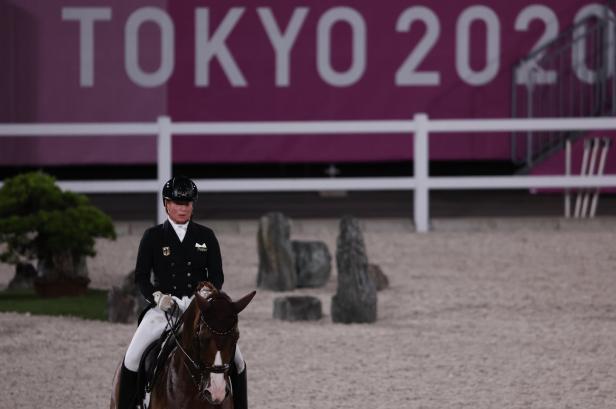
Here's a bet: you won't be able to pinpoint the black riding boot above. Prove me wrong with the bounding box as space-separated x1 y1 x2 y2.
231 365 248 409
118 362 138 409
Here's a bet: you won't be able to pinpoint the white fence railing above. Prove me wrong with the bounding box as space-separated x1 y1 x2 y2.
1 114 616 232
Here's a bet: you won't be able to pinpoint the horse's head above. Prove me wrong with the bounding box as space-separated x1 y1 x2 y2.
187 281 255 405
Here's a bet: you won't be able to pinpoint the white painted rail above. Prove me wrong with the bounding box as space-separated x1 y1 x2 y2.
1 114 616 232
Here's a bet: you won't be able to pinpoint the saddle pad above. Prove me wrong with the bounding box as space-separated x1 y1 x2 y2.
136 330 178 400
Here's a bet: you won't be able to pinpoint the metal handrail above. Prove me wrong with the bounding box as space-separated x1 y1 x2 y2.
511 5 616 169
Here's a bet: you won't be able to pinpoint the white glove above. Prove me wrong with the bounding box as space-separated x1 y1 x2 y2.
153 291 175 312
172 295 194 312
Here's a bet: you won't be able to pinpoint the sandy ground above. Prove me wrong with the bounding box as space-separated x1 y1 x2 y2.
1 218 616 409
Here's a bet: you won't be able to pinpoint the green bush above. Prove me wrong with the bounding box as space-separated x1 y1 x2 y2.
0 172 116 284
0 288 109 321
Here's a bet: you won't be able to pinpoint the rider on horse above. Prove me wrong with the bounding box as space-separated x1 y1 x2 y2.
117 176 248 409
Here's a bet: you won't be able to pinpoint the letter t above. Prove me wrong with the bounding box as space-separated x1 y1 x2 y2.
62 7 112 87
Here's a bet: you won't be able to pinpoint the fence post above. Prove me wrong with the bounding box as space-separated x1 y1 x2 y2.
157 116 172 223
414 113 430 232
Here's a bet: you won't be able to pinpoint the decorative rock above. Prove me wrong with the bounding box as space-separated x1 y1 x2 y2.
273 296 322 321
331 216 377 323
107 286 136 323
8 262 37 290
292 240 331 288
107 270 149 323
368 264 389 291
257 212 297 291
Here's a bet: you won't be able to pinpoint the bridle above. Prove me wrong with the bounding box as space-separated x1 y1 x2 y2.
164 301 238 388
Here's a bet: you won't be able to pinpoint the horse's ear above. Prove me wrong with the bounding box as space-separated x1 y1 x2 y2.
233 291 256 314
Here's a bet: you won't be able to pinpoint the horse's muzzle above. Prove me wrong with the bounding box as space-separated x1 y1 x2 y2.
199 377 231 404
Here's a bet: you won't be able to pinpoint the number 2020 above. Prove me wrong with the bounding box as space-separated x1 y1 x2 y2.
395 4 616 87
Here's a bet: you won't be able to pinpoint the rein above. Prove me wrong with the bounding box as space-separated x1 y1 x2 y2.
164 301 237 387
164 305 201 383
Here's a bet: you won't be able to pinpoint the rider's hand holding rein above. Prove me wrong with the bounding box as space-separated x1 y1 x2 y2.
153 291 175 312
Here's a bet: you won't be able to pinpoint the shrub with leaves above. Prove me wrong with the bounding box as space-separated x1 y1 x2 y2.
0 172 116 281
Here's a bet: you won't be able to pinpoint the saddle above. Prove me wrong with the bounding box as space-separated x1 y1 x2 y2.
134 318 182 404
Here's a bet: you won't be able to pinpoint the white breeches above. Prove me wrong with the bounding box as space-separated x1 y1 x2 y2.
124 299 245 373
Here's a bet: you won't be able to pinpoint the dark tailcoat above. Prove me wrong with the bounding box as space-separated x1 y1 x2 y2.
135 220 224 304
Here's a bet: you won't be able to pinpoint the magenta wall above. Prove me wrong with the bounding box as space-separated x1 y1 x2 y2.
0 0 607 165
0 0 166 165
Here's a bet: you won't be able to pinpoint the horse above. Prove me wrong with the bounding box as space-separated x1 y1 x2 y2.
110 281 256 409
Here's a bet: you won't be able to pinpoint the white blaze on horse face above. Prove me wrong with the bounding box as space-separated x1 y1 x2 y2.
207 351 227 403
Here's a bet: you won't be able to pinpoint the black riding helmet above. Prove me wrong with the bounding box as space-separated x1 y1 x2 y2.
162 176 198 204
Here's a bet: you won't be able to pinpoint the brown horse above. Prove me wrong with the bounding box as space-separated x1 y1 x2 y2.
110 282 256 409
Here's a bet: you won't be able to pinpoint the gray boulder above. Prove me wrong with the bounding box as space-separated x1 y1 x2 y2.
292 240 331 288
331 216 377 323
257 212 296 291
107 270 149 323
273 296 322 321
368 264 389 291
107 286 136 323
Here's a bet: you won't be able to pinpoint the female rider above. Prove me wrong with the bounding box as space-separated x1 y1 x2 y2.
116 176 248 409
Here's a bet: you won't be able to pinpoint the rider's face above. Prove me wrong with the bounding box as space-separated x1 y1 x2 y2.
165 200 193 224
